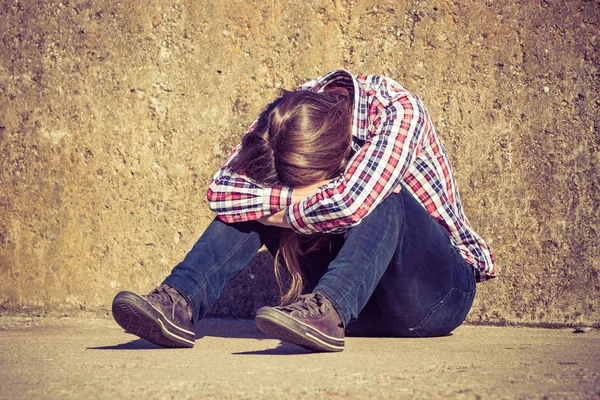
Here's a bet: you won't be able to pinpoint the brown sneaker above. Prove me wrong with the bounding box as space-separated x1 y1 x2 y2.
255 292 344 352
112 285 195 348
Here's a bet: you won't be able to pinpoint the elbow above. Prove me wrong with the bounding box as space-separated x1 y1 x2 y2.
341 199 370 226
206 184 239 224
349 210 369 226
206 185 221 213
206 186 215 209
345 209 363 225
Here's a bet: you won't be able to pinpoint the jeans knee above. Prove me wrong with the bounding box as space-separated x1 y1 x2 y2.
410 287 476 337
367 192 404 230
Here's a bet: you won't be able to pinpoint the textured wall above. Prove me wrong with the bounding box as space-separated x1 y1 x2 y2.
0 0 598 326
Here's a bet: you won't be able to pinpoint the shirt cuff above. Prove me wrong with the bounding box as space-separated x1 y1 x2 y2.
285 202 314 234
262 185 293 215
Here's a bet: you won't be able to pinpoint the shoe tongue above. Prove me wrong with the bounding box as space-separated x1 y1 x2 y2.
285 293 321 314
152 285 177 303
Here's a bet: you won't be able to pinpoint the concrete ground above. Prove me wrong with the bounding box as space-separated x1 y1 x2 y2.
0 317 598 399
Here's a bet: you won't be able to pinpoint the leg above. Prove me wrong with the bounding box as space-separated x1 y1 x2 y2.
113 217 281 347
312 191 403 327
253 191 405 351
163 217 282 323
319 188 475 337
254 188 475 351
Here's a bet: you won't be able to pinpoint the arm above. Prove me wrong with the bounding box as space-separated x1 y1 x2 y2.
209 69 351 225
284 93 428 234
257 180 330 228
258 182 401 228
207 144 294 223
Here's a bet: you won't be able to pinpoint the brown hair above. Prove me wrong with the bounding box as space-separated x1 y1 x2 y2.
230 86 353 303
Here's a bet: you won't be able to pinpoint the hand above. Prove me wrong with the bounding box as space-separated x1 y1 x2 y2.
258 209 290 228
291 179 331 203
259 179 332 228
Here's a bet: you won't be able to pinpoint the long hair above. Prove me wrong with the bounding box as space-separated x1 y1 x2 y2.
229 86 353 304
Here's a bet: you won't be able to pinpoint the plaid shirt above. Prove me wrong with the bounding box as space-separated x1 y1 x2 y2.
207 69 496 282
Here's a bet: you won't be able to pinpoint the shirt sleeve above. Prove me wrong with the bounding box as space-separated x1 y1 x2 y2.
285 93 429 234
206 144 294 223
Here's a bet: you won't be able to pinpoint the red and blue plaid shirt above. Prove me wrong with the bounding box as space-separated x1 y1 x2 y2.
207 69 496 282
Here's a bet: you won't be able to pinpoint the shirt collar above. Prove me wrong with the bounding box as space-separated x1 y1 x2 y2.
309 69 369 143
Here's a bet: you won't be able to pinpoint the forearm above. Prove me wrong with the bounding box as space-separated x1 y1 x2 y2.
208 167 293 220
258 208 290 228
260 184 401 229
258 179 331 228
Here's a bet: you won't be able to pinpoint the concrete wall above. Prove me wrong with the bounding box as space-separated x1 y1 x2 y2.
0 0 598 326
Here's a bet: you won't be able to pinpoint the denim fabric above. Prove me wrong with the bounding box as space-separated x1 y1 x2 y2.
162 219 281 323
164 187 475 336
314 188 476 337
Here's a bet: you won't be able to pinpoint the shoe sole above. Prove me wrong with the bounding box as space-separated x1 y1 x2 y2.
112 291 195 348
255 308 344 352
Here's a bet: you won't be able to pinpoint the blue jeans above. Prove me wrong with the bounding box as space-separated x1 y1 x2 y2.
163 188 475 337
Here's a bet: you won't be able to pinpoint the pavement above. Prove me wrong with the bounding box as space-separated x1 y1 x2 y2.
0 317 599 399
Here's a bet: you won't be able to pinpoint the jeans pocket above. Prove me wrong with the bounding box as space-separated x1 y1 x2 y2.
410 287 476 337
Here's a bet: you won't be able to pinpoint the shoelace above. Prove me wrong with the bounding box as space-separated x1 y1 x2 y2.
149 286 178 304
281 293 325 317
149 286 185 320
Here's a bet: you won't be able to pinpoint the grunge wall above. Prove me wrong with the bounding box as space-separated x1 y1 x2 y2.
0 0 598 326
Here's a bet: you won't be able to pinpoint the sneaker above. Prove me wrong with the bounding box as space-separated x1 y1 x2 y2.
255 292 344 352
112 285 195 348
